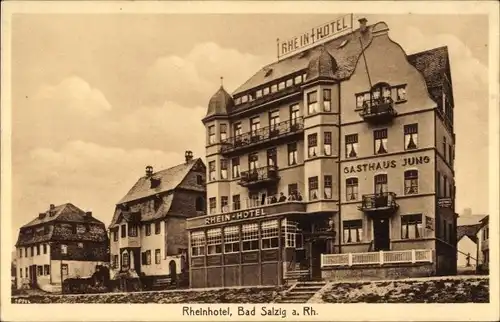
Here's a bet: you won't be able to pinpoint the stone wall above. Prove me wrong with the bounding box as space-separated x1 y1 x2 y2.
321 263 435 282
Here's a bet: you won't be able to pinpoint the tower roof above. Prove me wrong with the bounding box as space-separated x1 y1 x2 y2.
305 45 338 82
204 85 234 121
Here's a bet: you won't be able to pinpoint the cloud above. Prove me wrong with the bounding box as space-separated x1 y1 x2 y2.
143 42 271 107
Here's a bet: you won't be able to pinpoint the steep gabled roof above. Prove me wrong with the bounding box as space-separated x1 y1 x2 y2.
457 224 482 243
117 158 203 205
407 46 451 89
22 203 102 228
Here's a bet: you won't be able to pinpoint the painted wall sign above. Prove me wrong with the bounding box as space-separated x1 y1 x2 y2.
205 208 267 225
277 14 353 59
343 155 431 174
438 198 453 208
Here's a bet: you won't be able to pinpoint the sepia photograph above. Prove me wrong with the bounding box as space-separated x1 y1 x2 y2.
1 1 499 321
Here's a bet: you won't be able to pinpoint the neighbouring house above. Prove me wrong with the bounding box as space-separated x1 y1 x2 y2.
108 151 206 291
15 203 109 293
456 223 482 273
477 215 489 273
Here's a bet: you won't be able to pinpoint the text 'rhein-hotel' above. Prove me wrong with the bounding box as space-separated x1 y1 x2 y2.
187 15 457 288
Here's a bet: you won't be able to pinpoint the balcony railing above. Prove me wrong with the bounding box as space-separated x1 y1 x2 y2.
321 249 433 268
359 97 397 124
359 192 398 212
238 165 280 187
220 117 304 155
211 191 305 215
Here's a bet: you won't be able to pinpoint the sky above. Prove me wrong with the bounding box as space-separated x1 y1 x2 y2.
10 13 489 244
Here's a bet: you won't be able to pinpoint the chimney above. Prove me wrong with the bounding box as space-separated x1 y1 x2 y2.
358 18 368 33
85 211 92 217
185 150 194 163
38 213 46 219
50 204 55 210
145 165 153 177
463 208 472 216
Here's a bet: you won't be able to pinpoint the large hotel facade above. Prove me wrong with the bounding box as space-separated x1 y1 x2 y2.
187 17 457 288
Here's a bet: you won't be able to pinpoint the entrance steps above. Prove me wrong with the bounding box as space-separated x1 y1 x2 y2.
277 281 326 303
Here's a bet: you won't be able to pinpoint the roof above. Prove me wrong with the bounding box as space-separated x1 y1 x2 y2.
407 46 451 89
457 214 487 226
22 203 102 228
204 86 234 120
109 194 175 228
117 158 203 205
457 224 482 242
232 23 375 96
305 45 338 82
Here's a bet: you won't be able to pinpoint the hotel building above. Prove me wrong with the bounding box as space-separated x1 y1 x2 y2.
187 17 457 288
15 203 108 292
108 152 205 290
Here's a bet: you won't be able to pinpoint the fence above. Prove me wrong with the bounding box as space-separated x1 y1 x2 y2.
321 249 433 268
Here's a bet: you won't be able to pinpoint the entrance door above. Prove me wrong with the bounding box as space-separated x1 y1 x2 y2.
29 265 37 287
373 218 390 251
310 239 327 279
169 260 177 283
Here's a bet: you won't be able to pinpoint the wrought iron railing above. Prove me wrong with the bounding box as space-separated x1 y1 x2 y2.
359 192 398 211
219 190 305 214
220 117 304 154
359 97 397 118
239 165 279 186
321 249 433 267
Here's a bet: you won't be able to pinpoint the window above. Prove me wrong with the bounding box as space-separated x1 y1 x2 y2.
356 93 365 109
288 183 298 196
256 89 263 98
290 104 300 125
221 196 229 213
24 248 27 257
278 81 286 90
220 159 228 179
281 220 303 248
36 244 40 256
249 153 259 170
77 242 84 248
323 89 331 112
208 126 216 144
37 266 43 276
195 197 205 212
448 223 453 243
122 252 129 267
401 214 423 239
232 194 241 211
128 224 138 237
263 87 270 95
404 124 418 150
308 133 318 157
155 249 161 264
324 175 333 199
269 110 280 136
25 267 28 278
261 220 279 249
44 264 50 275
145 250 151 265
346 178 359 201
443 136 447 161
307 91 318 114
145 223 151 236
113 230 118 242
288 142 298 165
242 224 259 251
234 123 242 137
112 255 119 268
209 197 216 214
220 124 227 141
396 85 407 101
250 117 260 137
443 175 448 197
374 174 388 194
294 75 303 84
20 268 23 278
404 170 419 195
231 157 240 178
309 176 319 200
19 248 22 258
286 78 293 87
324 132 332 156
155 222 161 234
343 220 363 243
61 244 68 255
345 134 358 158
207 229 222 255
30 246 34 257
191 231 205 256
271 84 278 93
267 148 277 167
224 226 240 253
449 144 453 166
241 95 248 103
208 161 216 181
437 171 442 197
374 129 388 154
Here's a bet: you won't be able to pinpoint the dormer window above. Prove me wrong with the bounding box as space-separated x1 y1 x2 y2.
256 89 263 98
294 75 303 85
150 177 161 189
196 174 203 185
263 87 270 95
241 95 248 103
286 79 293 87
271 84 278 93
278 81 285 90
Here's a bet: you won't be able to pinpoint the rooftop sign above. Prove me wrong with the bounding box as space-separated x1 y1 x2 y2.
277 14 353 60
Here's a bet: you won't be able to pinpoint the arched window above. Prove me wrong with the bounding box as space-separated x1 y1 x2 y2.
374 174 388 194
371 82 392 103
195 197 205 212
346 178 359 201
404 170 419 195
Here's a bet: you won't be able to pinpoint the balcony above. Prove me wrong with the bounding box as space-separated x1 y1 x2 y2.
358 192 398 213
220 117 304 156
238 165 280 188
321 249 433 268
359 97 397 124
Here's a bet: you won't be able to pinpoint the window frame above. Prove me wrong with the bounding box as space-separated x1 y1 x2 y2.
209 197 216 215
190 231 206 257
208 161 216 182
241 223 259 251
343 220 363 243
307 133 318 158
261 220 279 250
307 91 318 114
345 134 358 159
324 131 332 156
308 176 319 201
323 89 332 112
346 177 359 201
223 226 240 253
287 142 298 165
404 124 419 150
401 214 423 239
404 170 419 195
231 157 241 178
374 129 388 155
208 125 216 145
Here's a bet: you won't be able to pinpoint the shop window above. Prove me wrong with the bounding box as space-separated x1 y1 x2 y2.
242 224 259 251
231 157 240 178
401 214 423 239
224 226 240 253
308 133 318 157
374 129 388 155
44 264 50 275
209 197 216 215
220 159 228 179
191 231 206 256
308 176 319 200
323 89 332 112
128 224 138 237
343 220 362 243
155 249 161 264
374 174 388 194
221 196 229 213
288 142 298 165
208 126 216 145
261 220 279 249
232 194 241 211
404 170 419 195
206 228 222 255
404 124 418 150
324 132 332 156
324 175 333 199
345 134 358 158
220 124 227 142
307 91 319 114
155 222 161 234
346 178 358 201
